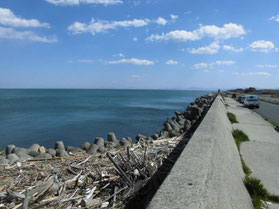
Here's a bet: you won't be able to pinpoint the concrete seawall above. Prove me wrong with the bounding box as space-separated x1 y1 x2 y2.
148 96 253 209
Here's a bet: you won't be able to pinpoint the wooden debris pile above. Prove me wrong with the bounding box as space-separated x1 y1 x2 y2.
0 135 183 209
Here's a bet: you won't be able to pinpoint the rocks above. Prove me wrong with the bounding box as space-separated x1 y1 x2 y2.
81 142 90 151
87 144 99 154
39 146 46 153
136 134 147 141
7 153 19 164
0 158 9 165
56 149 69 157
98 146 105 154
13 147 27 154
95 137 105 147
107 132 120 148
54 141 69 157
127 137 133 144
55 141 65 151
47 148 56 157
29 144 40 152
0 92 216 165
119 138 131 147
94 137 105 153
151 134 159 140
66 146 85 154
28 150 40 157
35 153 52 159
5 144 15 155
15 152 33 161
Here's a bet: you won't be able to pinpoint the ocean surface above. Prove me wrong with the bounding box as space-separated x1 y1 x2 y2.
0 89 209 150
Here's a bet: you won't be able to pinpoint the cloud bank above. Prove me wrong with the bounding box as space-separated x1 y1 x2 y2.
146 23 246 42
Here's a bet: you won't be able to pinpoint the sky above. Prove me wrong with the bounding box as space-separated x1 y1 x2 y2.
0 0 279 90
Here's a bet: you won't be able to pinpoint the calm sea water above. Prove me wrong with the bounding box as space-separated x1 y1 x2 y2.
0 89 209 150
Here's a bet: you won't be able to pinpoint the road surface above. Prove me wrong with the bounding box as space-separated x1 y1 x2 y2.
253 101 279 126
227 97 279 206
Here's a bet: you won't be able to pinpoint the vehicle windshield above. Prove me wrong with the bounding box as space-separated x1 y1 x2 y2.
246 96 258 101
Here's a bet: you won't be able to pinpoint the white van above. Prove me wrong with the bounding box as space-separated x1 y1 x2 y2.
244 95 260 109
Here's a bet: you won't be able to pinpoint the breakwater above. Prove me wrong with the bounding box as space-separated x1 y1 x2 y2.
0 89 209 149
0 93 216 165
0 92 218 209
147 95 253 209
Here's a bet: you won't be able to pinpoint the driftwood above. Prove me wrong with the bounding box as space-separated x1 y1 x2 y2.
0 135 183 208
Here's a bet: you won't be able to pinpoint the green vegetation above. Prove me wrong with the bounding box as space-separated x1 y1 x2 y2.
259 98 279 105
241 158 251 176
232 129 279 208
227 112 238 124
232 129 249 151
251 195 262 209
244 176 269 201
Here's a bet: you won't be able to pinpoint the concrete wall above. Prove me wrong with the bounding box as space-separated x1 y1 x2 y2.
148 96 253 209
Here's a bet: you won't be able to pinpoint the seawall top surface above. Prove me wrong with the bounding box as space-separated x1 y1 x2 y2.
148 96 253 209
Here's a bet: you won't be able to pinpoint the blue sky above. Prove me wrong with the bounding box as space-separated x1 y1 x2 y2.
0 0 279 90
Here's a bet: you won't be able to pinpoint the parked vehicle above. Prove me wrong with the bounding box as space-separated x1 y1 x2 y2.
237 95 245 103
244 95 260 108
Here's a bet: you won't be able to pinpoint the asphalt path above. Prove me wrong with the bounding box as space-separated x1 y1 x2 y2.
253 101 279 126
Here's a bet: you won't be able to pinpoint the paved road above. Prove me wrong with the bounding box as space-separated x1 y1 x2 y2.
253 101 279 126
227 98 279 200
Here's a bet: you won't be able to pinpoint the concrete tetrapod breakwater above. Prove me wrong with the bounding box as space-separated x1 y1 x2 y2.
0 93 218 208
148 95 253 209
0 93 216 165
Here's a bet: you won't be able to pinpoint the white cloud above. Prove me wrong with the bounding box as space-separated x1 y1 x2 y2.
146 23 246 42
233 71 271 76
133 36 138 41
256 64 278 68
68 18 150 35
165 60 178 65
217 69 224 73
146 30 199 42
223 45 244 52
193 63 209 69
108 58 154 65
0 8 50 28
189 41 220 54
130 74 143 78
113 53 124 57
0 26 57 43
155 17 167 25
215 60 235 65
170 14 178 20
269 15 279 22
77 59 94 63
45 0 123 6
193 60 235 69
249 40 275 53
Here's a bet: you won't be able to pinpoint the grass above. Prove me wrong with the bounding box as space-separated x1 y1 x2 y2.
232 129 249 151
251 195 262 209
241 158 251 176
259 98 279 105
232 129 279 208
227 112 238 124
244 176 269 200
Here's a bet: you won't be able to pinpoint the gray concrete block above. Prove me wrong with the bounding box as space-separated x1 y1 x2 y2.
55 141 65 150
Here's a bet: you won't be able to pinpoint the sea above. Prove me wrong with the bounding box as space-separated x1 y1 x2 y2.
0 89 209 150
